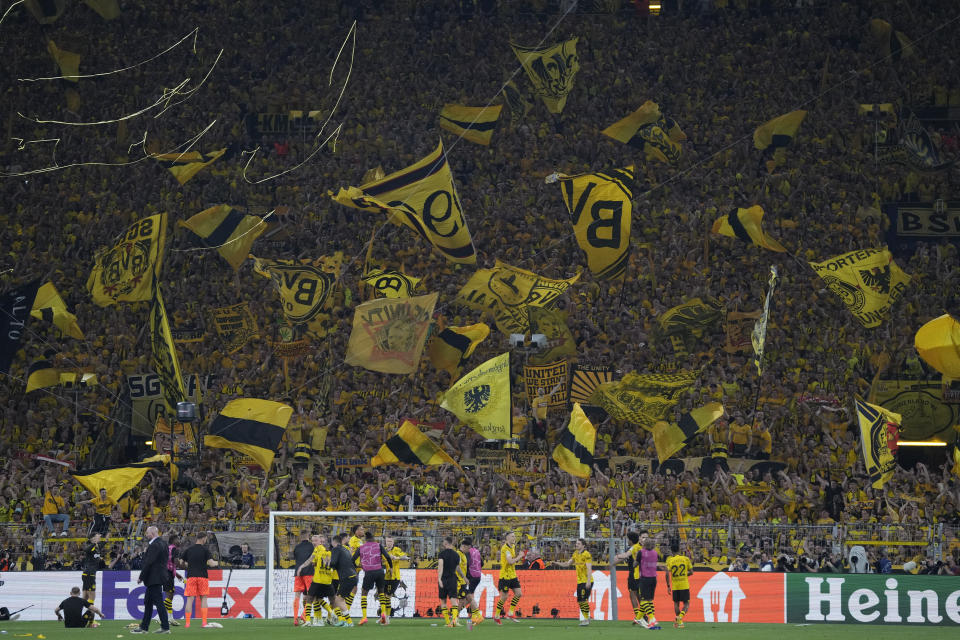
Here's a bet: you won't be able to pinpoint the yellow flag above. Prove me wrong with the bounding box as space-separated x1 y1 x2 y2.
456 260 580 334
330 140 475 264
602 101 686 164
652 402 725 463
204 399 293 471
47 41 80 82
26 358 60 393
345 293 438 374
31 282 83 339
590 370 698 430
869 19 915 61
149 286 187 416
362 268 421 299
211 302 260 354
753 110 807 150
179 205 266 270
552 403 596 478
855 397 901 489
809 248 911 328
914 313 960 379
511 38 580 114
441 353 511 439
711 206 786 252
438 104 502 146
428 323 490 376
557 166 635 280
372 420 456 467
87 213 167 306
71 459 168 502
155 148 226 185
252 254 342 326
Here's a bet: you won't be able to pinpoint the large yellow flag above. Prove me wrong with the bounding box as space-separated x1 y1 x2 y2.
47 41 80 82
552 403 596 478
440 352 511 439
345 293 438 374
527 307 577 365
87 213 167 306
456 260 580 334
71 459 168 502
205 399 293 470
753 110 807 151
330 141 476 264
31 282 83 339
362 268 421 299
915 313 960 379
855 397 901 489
556 166 635 280
711 206 786 252
252 254 342 326
428 323 490 376
26 358 60 393
602 101 686 164
511 38 580 114
372 420 457 468
438 104 502 146
752 266 778 375
653 403 725 463
149 285 186 416
810 248 911 328
590 370 698 430
154 149 226 185
179 205 266 271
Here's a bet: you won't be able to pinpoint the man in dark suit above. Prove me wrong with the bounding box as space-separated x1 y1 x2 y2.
131 525 170 634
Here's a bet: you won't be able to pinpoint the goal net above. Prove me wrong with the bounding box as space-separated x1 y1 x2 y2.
267 511 585 620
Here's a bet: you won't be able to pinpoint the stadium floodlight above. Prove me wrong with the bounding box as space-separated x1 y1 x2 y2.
266 510 585 620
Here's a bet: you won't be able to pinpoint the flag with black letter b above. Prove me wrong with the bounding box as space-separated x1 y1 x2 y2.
252 254 342 328
362 268 421 299
87 213 167 306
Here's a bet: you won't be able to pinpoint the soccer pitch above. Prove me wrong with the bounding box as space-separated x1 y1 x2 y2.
0 619 953 639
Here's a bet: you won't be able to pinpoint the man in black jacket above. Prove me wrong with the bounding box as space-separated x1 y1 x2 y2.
131 526 170 634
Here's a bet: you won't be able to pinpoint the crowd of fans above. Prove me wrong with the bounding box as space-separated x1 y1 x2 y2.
1 0 959 574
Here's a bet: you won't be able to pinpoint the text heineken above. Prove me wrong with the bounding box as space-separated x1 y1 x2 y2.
788 575 960 625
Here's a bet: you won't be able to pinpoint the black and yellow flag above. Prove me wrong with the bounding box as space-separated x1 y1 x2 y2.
809 248 911 328
345 293 438 374
711 206 786 252
71 459 167 502
914 313 960 379
527 307 577 365
855 396 901 489
362 268 420 299
438 104 502 146
252 254 342 328
752 266 778 375
47 40 80 82
204 398 293 470
83 0 121 19
569 364 614 406
511 38 580 114
753 110 807 151
869 19 915 62
428 322 490 376
602 101 686 164
155 148 226 185
331 140 476 264
657 298 723 338
26 358 60 393
371 420 457 468
32 282 83 339
590 370 698 430
502 80 532 127
456 260 580 334
179 205 266 271
87 213 167 306
652 402 725 463
25 0 66 23
556 166 635 280
212 302 260 354
149 285 187 416
552 403 596 478
441 352 512 440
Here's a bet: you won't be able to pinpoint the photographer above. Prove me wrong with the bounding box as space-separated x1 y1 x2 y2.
237 543 255 569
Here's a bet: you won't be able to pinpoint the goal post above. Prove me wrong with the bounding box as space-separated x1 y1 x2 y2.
267 511 586 620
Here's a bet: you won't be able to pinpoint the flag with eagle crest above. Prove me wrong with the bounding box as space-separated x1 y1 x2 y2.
809 248 911 328
440 352 511 439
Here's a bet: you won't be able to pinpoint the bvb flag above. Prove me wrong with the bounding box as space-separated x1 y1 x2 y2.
511 38 580 114
556 166 635 280
438 104 502 146
331 141 476 264
752 266 778 375
362 268 421 299
440 352 511 439
712 206 786 252
810 247 911 328
590 370 699 430
71 459 167 502
855 396 901 489
371 420 457 468
653 402 725 463
252 254 342 327
149 285 187 416
179 205 266 271
154 149 226 185
428 323 490 377
914 313 960 379
205 399 294 470
345 292 438 374
47 41 80 82
527 307 577 365
0 280 42 375
212 303 259 354
502 80 532 127
31 282 83 339
657 298 723 338
87 213 167 306
602 101 686 164
552 403 596 478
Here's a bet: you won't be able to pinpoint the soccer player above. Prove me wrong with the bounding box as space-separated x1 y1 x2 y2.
455 539 471 629
292 536 316 625
297 534 337 626
353 530 393 625
383 534 409 623
437 536 463 627
345 525 365 613
163 534 184 626
55 586 105 628
81 533 102 602
494 531 523 624
614 530 645 626
638 537 661 630
665 541 693 629
460 537 484 626
553 538 593 626
329 533 359 626
181 531 218 629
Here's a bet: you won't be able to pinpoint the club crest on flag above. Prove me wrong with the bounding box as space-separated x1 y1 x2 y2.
464 385 491 413
253 258 338 324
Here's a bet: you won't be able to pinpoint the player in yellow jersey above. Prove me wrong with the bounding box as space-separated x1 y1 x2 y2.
553 538 593 626
382 534 408 625
295 534 340 627
614 530 647 626
665 541 693 629
346 525 364 614
495 531 523 624
455 545 472 629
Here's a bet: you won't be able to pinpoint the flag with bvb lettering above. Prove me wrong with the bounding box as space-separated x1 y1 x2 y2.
552 403 596 478
855 396 901 489
440 353 511 439
87 213 167 306
252 254 342 331
345 293 438 374
511 38 580 114
362 268 421 299
204 399 293 470
179 205 266 271
809 248 911 328
371 420 457 468
438 104 502 146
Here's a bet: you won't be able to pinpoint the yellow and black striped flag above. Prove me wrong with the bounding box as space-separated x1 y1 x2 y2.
155 148 226 185
179 205 266 271
71 458 167 502
753 110 807 151
428 323 491 376
149 285 187 415
32 281 83 339
552 403 596 478
47 40 80 82
438 104 502 146
371 420 456 468
652 402 725 463
711 206 786 252
26 358 60 393
855 396 901 489
602 101 686 164
204 398 294 470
